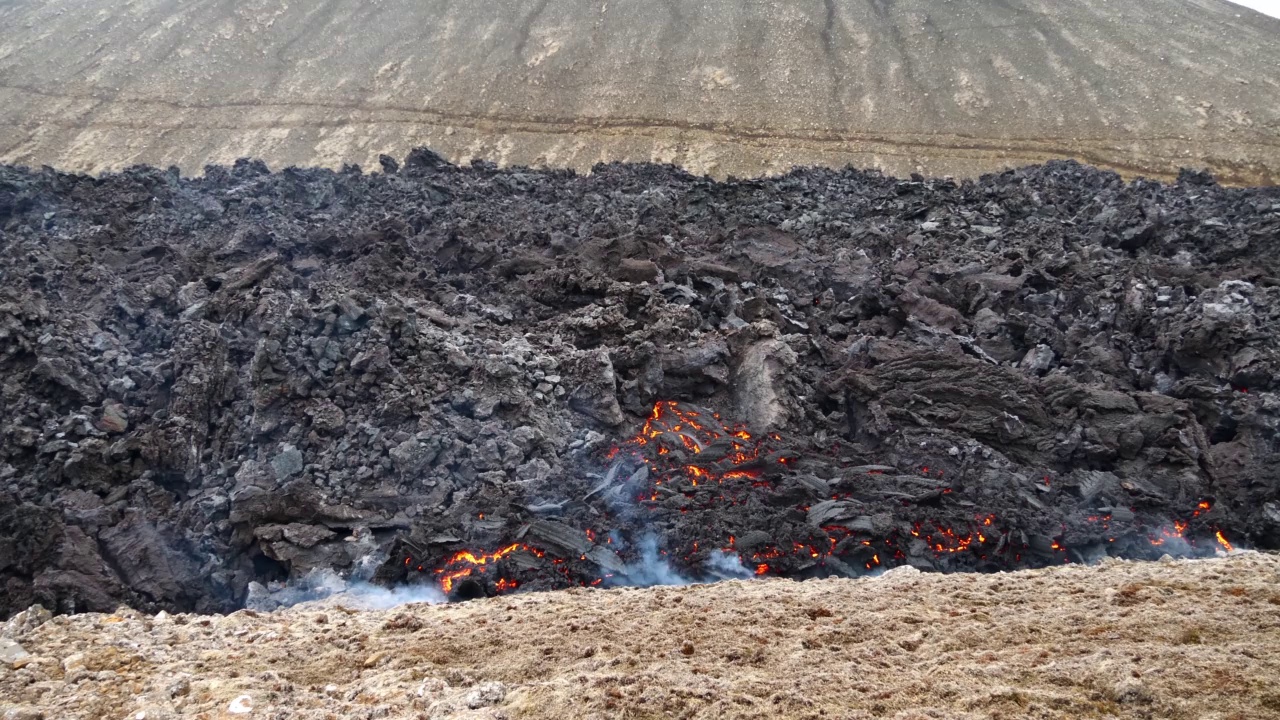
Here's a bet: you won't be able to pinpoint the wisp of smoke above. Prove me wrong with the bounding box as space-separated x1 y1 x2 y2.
246 528 448 611
248 567 448 611
1147 528 1196 557
705 549 754 579
591 454 764 588
615 534 694 587
325 577 448 610
608 536 762 587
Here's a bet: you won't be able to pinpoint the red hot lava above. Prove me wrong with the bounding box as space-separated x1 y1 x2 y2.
608 400 778 488
610 403 1018 574
432 544 541 594
413 402 1240 598
1145 500 1233 552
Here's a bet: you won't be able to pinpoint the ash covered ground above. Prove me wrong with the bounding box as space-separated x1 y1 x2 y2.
1 150 1279 618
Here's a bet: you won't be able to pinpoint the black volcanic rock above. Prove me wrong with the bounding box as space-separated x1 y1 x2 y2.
0 154 1278 617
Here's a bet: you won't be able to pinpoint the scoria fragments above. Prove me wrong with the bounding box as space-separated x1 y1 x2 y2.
1 152 1278 617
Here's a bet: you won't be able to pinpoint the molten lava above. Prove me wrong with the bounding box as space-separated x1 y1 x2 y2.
610 401 771 490
415 403 1246 602
1148 500 1222 549
434 544 536 594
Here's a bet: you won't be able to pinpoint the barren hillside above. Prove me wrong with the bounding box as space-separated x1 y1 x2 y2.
1 0 1279 182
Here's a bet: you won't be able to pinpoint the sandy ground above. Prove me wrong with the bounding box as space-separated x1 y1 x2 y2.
2 553 1279 720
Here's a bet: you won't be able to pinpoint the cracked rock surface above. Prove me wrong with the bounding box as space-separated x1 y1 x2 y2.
1 155 1279 616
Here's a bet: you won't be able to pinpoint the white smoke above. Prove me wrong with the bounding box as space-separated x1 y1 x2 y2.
316 573 448 610
247 527 448 611
704 549 754 579
614 534 693 587
247 568 448 611
605 535 762 587
1147 529 1195 557
590 452 765 589
1142 522 1245 559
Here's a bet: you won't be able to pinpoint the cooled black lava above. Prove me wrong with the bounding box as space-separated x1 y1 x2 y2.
1 152 1277 617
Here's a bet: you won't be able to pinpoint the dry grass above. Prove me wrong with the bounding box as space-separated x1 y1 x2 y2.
3 553 1280 719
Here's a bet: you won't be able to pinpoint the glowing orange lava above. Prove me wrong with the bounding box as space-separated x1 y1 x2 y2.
611 401 779 501
431 408 1245 596
1148 500 1215 548
435 544 534 593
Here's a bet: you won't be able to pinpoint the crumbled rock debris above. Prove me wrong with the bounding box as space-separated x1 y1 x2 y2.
1 154 1279 615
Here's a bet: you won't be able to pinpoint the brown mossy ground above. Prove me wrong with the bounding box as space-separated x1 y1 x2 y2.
3 553 1279 720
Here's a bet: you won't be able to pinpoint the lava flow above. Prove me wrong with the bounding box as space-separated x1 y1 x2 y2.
412 401 1242 601
432 544 541 594
1146 500 1234 552
609 400 782 490
608 402 1007 574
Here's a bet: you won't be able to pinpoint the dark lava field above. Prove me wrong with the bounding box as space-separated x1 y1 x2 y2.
2 150 1279 618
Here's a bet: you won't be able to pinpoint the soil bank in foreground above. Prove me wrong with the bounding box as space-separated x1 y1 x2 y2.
2 552 1279 720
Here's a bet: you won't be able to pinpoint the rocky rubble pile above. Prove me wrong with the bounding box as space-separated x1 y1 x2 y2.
1 151 1279 617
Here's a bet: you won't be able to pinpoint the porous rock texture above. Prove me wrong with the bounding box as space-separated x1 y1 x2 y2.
1 553 1279 720
1 153 1280 617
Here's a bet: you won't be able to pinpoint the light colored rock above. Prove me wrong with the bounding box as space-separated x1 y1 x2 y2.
97 401 129 434
1019 344 1056 375
567 349 625 427
0 638 30 667
2 605 51 638
389 438 440 475
464 682 507 709
733 339 798 431
271 445 304 479
227 695 253 714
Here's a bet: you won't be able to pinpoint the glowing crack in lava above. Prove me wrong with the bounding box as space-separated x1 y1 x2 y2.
608 400 785 488
433 544 542 594
607 403 1008 573
1144 500 1233 552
